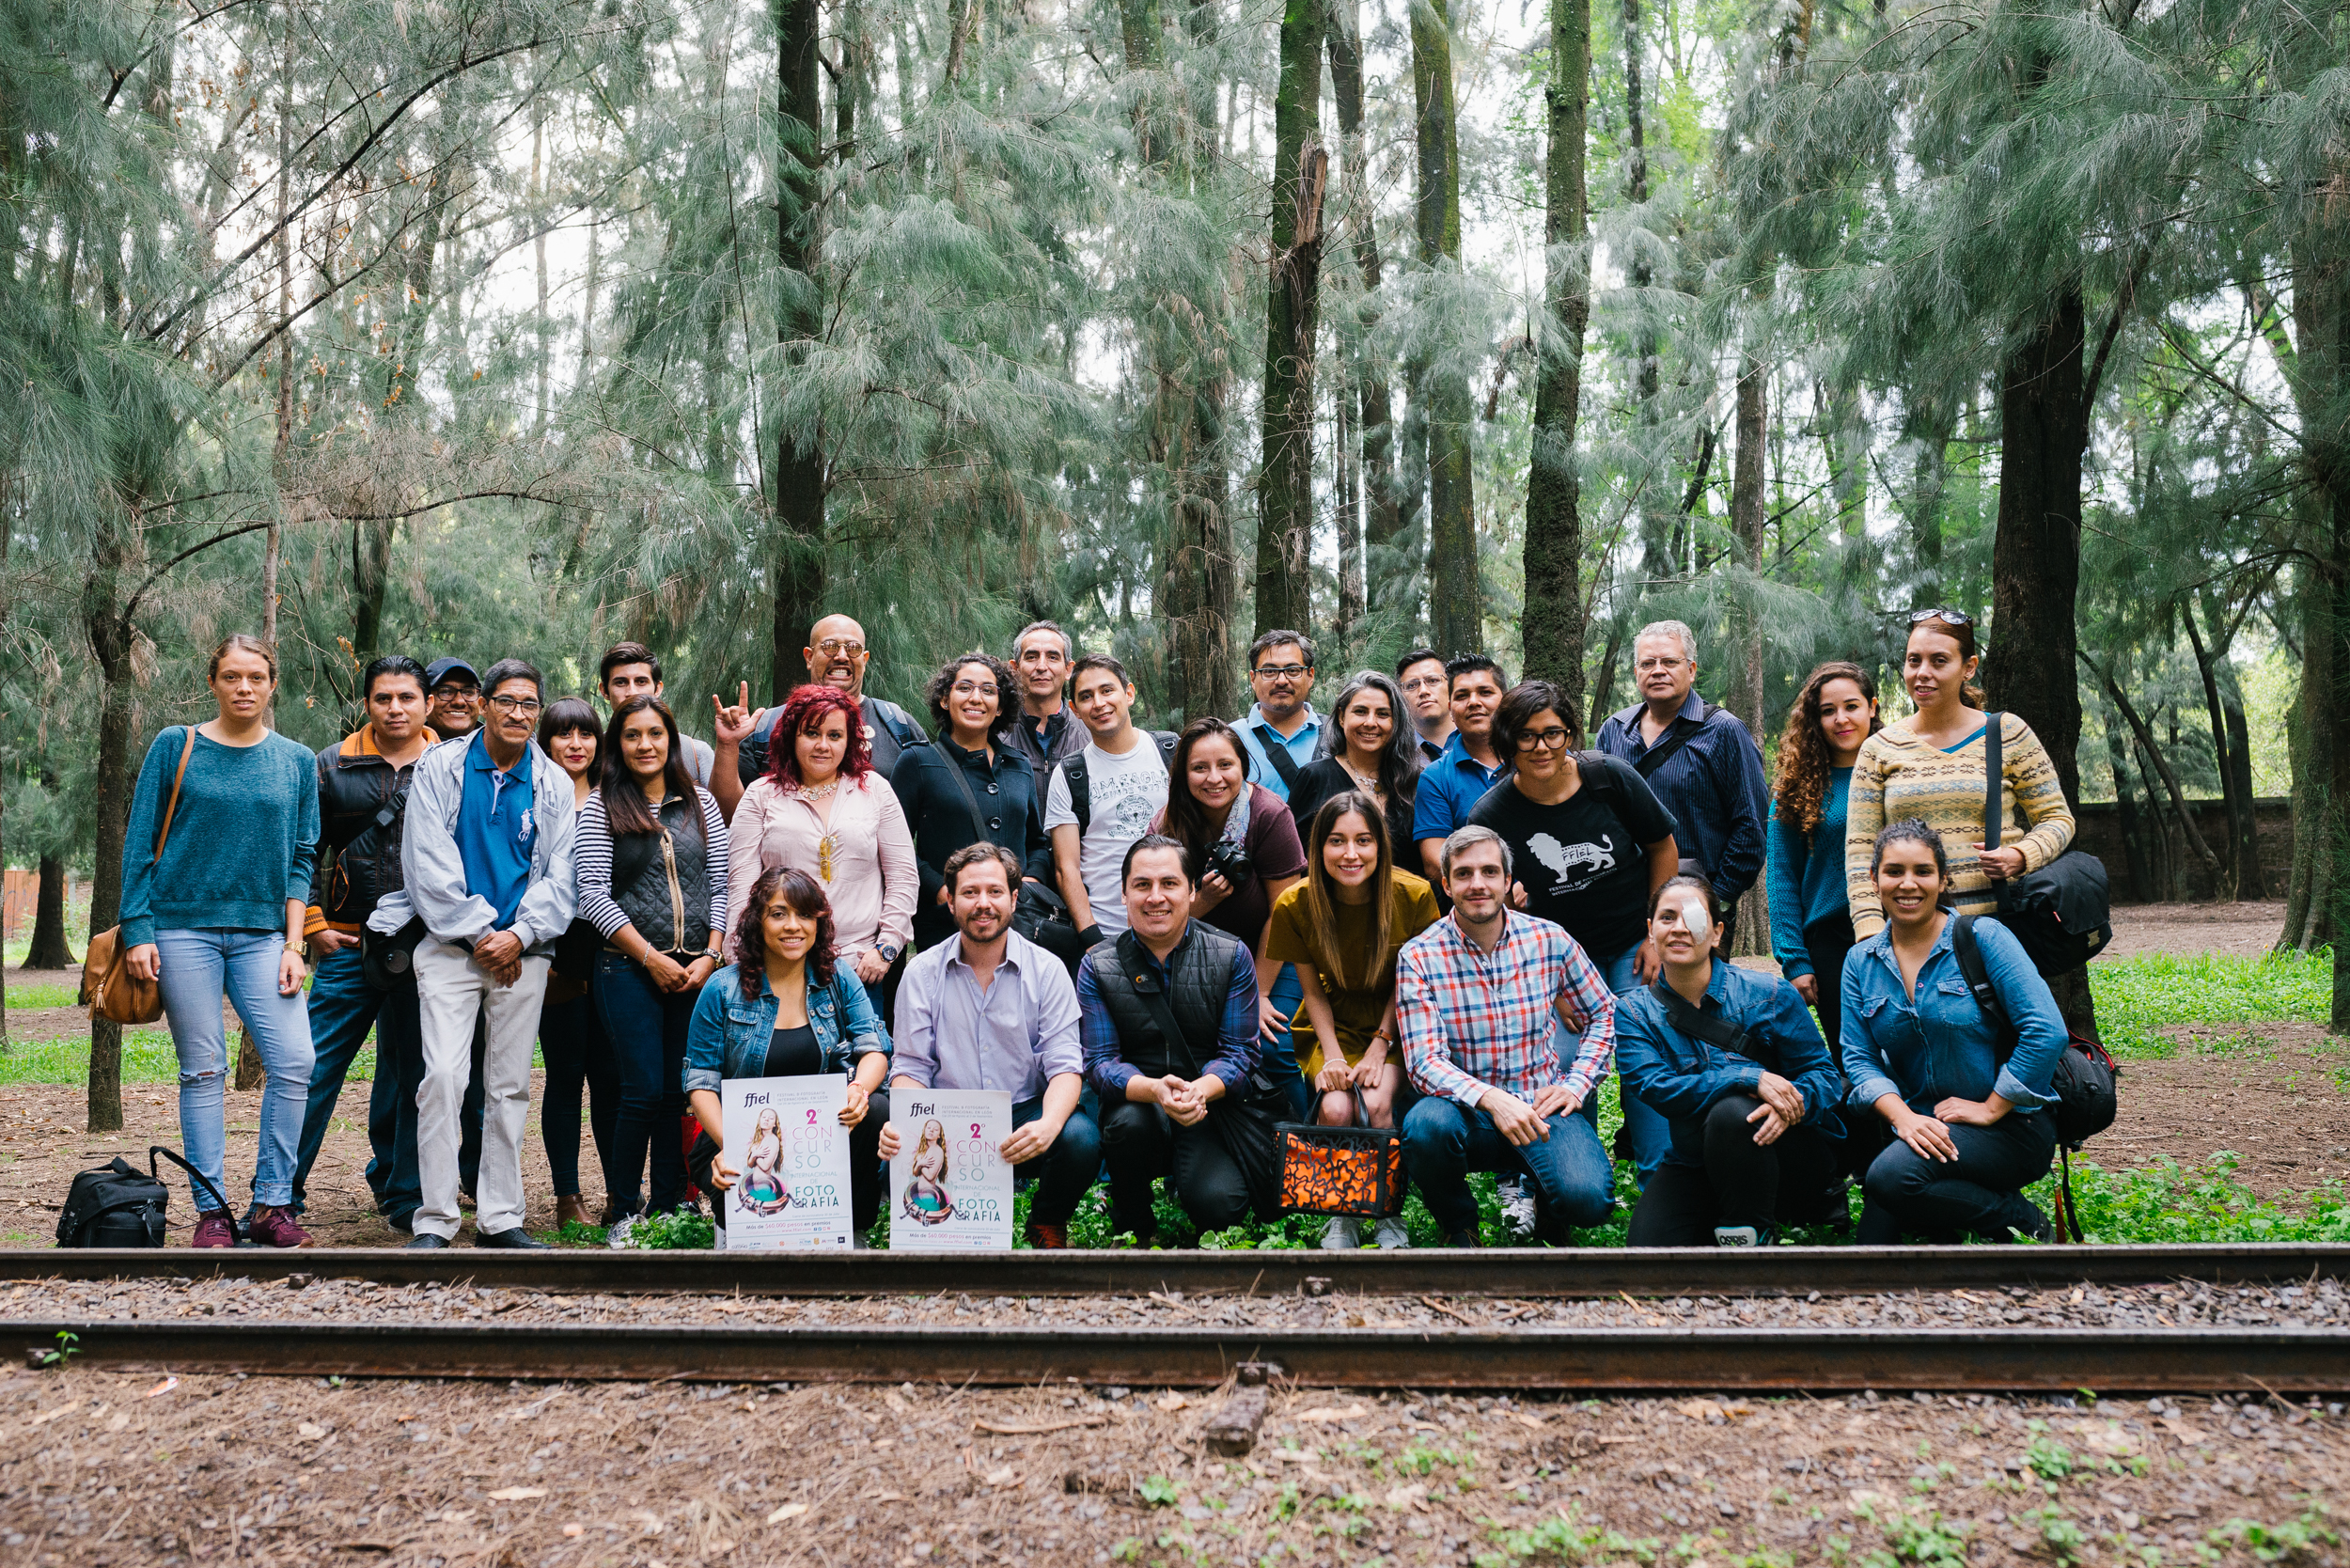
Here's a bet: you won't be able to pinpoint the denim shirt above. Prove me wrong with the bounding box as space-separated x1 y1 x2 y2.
683 962 890 1095
1838 915 2063 1116
1615 959 1846 1169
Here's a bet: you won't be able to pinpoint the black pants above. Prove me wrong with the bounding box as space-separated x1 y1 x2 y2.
1803 915 1856 1050
691 1088 890 1235
1856 1108 2056 1243
1626 1097 1841 1246
538 989 618 1199
1100 1099 1254 1238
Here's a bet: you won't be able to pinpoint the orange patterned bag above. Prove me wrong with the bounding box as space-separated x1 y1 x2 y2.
1277 1089 1405 1219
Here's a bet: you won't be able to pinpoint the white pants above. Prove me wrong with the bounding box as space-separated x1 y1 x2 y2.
414 937 549 1240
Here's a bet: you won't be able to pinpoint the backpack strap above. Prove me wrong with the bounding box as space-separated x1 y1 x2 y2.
1982 712 2004 854
1115 930 1211 1080
1647 980 1754 1060
1573 750 1619 804
1949 913 2020 1064
1250 722 1305 791
149 1144 242 1241
1064 753 1092 840
1633 700 1713 779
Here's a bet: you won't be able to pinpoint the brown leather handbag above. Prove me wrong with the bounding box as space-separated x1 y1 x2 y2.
81 726 197 1026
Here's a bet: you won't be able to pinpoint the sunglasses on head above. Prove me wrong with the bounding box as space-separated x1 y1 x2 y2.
1908 607 1973 627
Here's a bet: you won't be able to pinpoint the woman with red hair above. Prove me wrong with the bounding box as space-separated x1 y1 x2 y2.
725 684 917 991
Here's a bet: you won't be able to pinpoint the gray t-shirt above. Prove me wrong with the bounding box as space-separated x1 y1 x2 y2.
1042 736 1169 936
679 732 713 788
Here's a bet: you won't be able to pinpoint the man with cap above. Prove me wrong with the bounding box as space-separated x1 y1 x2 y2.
425 658 483 741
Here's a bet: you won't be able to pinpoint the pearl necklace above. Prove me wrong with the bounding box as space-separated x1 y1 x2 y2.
795 777 841 801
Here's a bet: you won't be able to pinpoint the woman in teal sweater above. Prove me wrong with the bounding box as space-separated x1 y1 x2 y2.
120 635 322 1248
1765 662 1879 1047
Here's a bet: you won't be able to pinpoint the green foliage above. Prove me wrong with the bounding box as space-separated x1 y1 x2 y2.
613 1209 717 1250
1137 1475 1181 1507
34 1330 78 1370
2028 1153 2350 1246
2085 953 2332 1060
1479 1511 1661 1564
2205 1504 2338 1564
1853 1496 1971 1567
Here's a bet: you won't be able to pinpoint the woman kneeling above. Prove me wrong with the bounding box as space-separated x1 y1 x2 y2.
1618 875 1845 1247
1840 820 2065 1243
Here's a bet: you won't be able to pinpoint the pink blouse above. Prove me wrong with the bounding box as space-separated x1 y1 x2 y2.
725 773 917 955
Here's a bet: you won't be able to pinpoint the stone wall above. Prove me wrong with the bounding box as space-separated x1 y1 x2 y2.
2071 797 2294 904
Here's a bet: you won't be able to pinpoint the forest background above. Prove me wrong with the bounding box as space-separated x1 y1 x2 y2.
0 0 2344 1130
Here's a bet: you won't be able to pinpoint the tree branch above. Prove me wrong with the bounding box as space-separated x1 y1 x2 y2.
122 520 277 621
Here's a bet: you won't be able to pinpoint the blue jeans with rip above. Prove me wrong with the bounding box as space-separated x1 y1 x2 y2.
291 946 424 1219
155 929 314 1211
1401 1097 1616 1240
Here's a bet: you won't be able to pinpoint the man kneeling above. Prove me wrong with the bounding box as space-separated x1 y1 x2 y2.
1397 826 1619 1246
1080 836 1282 1245
885 844 1100 1247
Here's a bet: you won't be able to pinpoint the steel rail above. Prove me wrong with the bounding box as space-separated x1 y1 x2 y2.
5 1244 2345 1296
9 1318 2347 1392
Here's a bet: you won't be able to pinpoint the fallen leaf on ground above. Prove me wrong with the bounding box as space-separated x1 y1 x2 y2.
1511 1412 1547 1430
28 1403 80 1427
629 1510 666 1534
984 1466 1019 1487
1679 1399 1726 1421
1295 1403 1369 1423
2160 1417 2209 1444
562 1524 585 1538
105 1413 129 1433
298 1423 326 1439
143 1377 179 1399
884 1391 910 1413
487 1486 546 1501
765 1504 809 1524
972 1417 1105 1435
1153 1393 1190 1411
1385 1483 1429 1513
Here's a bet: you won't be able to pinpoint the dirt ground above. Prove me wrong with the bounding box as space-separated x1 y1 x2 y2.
2100 902 2288 961
2102 1022 2350 1200
3 1366 2343 1568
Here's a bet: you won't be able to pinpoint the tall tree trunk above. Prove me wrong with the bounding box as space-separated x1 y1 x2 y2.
27 845 76 969
1253 0 1326 640
1521 0 1589 698
1413 0 1477 657
83 578 134 1135
264 0 293 650
1334 379 1363 638
1326 0 1399 615
772 0 828 702
2183 599 2262 899
1982 290 2089 806
2281 564 2332 950
1731 353 1767 732
2300 198 2350 1021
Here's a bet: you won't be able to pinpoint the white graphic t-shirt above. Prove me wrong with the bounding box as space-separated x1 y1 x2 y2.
1043 736 1170 936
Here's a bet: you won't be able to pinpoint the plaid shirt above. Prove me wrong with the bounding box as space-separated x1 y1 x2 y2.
1397 911 1618 1108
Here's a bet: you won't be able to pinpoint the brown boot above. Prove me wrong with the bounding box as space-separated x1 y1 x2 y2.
556 1195 591 1231
1023 1221 1070 1249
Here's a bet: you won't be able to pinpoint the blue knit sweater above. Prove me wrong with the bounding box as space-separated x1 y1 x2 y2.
118 726 320 948
1765 765 1851 980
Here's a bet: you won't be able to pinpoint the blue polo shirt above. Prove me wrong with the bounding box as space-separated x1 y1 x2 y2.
1234 703 1323 804
455 730 537 930
1410 732 1509 846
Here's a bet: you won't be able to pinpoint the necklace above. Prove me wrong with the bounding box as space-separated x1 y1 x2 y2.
796 777 841 801
1340 758 1383 796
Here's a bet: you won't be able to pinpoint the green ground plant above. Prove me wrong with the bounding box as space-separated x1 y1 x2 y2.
2087 951 2330 1059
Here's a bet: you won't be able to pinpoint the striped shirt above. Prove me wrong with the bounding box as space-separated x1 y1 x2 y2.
1842 713 2074 940
1396 911 1618 1108
572 786 731 943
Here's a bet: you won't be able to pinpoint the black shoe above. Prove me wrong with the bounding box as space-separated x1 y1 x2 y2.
476 1227 549 1249
406 1233 450 1249
1446 1227 1481 1247
384 1209 416 1234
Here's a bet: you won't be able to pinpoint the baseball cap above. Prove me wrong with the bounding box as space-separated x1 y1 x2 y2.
425 657 480 691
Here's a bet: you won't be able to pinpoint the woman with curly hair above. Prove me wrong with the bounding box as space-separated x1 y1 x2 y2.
891 652 1054 950
685 865 893 1244
725 683 917 993
1765 662 1880 1044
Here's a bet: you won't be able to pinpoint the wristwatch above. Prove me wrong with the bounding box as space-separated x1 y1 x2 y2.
876 942 902 965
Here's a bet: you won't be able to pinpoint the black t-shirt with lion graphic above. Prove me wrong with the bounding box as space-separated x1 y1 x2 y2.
1465 756 1677 962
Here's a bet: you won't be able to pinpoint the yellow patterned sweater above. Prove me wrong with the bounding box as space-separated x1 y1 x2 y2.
1842 711 2075 939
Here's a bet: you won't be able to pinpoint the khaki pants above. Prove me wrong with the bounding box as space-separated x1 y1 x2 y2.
414 937 549 1240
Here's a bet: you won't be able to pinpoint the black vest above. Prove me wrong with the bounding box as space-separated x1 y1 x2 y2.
607 793 713 953
1083 923 1244 1080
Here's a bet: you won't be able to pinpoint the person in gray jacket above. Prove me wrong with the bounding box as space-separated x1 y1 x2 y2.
373 657 579 1248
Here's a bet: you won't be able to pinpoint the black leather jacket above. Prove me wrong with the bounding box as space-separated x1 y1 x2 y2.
306 727 431 936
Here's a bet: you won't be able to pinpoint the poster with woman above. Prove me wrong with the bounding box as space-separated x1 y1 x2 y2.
721 1074 854 1249
886 1090 1014 1250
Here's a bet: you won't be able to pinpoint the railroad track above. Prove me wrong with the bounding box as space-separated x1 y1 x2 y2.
8 1244 2348 1392
7 1317 2345 1392
8 1241 2347 1296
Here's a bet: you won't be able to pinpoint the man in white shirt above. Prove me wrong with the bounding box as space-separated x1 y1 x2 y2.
1042 655 1173 946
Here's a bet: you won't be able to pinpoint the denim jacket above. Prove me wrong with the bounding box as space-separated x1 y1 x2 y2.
683 962 890 1094
1615 959 1845 1169
1838 915 2062 1117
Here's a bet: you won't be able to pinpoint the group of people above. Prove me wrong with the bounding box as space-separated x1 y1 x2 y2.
115 602 2084 1252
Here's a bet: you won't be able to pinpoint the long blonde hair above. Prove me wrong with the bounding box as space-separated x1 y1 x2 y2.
1300 792 1393 992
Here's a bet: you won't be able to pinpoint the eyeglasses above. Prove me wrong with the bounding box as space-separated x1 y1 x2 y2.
1909 607 1973 627
1514 726 1573 751
487 695 542 715
948 680 995 698
815 638 868 657
1253 664 1310 680
431 685 479 700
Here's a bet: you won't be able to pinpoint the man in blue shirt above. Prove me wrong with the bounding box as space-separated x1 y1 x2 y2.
1594 620 1770 941
384 658 579 1249
1411 656 1510 883
1232 630 1322 803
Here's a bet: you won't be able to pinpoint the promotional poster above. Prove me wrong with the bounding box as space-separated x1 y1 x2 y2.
886 1089 1014 1250
720 1074 854 1250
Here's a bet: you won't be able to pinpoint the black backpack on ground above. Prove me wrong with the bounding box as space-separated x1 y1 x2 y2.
57 1146 239 1247
1950 913 2120 1241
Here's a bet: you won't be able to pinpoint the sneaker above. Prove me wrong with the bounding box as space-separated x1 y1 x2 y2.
1497 1176 1537 1240
1319 1215 1361 1250
605 1214 639 1250
248 1206 315 1249
191 1210 236 1248
1371 1217 1412 1250
1713 1225 1768 1247
1023 1222 1070 1249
